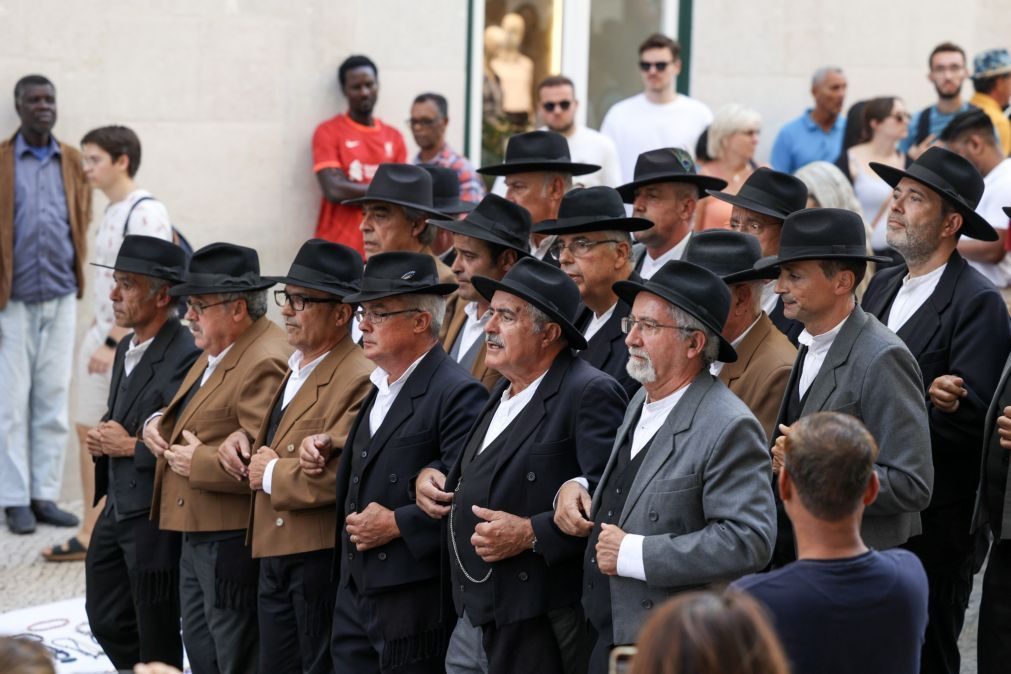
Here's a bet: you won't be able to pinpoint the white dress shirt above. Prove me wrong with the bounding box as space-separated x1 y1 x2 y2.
530 234 557 261
454 302 490 363
797 313 850 398
761 281 779 316
886 264 946 332
123 336 155 377
617 383 690 580
263 349 330 495
638 233 691 280
583 303 617 342
368 349 431 437
480 371 547 452
710 314 762 376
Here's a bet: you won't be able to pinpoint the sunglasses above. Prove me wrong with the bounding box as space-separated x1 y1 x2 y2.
890 112 912 123
639 60 673 72
541 100 572 113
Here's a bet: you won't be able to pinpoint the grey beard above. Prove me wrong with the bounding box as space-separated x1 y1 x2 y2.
626 347 657 384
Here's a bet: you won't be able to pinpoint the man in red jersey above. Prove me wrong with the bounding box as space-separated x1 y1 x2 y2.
313 55 407 255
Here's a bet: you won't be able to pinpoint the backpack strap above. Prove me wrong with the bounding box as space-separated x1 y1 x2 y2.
915 107 932 145
121 196 156 237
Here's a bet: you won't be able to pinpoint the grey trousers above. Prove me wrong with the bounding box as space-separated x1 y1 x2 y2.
179 536 258 674
445 612 489 674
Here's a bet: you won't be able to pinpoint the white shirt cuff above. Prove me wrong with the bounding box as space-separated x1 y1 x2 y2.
262 458 278 494
144 411 163 430
552 476 591 509
617 534 646 581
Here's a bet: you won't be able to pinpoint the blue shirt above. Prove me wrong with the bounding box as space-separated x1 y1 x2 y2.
11 132 77 303
770 109 846 174
733 549 928 674
899 102 972 154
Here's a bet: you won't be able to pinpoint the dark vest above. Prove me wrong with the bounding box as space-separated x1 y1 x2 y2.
448 316 484 374
773 346 809 567
986 377 1011 536
105 365 139 515
342 394 378 588
783 346 809 427
263 388 287 447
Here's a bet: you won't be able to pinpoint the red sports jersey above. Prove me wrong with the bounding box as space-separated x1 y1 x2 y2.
312 114 407 254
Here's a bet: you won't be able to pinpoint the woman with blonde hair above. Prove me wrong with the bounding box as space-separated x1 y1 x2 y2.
629 591 790 674
695 104 763 231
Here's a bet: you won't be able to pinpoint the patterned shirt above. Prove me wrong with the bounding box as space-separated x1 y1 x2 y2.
414 145 486 204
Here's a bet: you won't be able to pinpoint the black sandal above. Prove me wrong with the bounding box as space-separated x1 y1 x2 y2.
42 536 87 562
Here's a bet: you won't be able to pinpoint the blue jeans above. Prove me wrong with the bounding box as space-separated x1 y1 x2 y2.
0 294 75 506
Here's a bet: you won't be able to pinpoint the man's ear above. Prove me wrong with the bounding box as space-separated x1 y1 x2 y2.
778 468 792 501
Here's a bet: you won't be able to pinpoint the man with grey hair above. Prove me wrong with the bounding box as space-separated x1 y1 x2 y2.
771 66 848 173
416 257 626 674
143 243 291 674
554 259 776 674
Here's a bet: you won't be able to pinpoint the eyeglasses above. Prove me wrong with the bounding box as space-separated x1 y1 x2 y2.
353 308 421 325
620 316 697 337
274 290 341 311
548 238 620 260
730 219 779 235
186 298 236 315
541 100 572 112
639 60 673 72
408 117 440 128
931 64 965 75
890 112 912 123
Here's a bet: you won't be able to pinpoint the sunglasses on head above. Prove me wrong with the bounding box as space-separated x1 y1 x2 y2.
542 100 572 112
639 60 673 72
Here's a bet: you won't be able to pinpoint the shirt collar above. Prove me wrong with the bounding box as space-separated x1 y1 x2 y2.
798 311 850 353
288 349 330 379
644 232 691 268
15 131 60 160
732 314 763 348
801 108 844 132
902 263 946 288
464 301 490 323
370 347 432 394
502 369 549 403
644 380 690 408
127 335 155 354
206 343 234 370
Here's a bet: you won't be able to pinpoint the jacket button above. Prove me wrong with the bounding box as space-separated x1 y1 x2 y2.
590 556 596 564
526 472 536 482
615 487 622 495
641 599 653 609
361 450 368 458
349 502 356 511
352 475 359 484
176 498 184 506
275 517 284 527
128 480 137 488
347 552 354 560
389 474 398 483
587 581 594 589
286 444 295 453
518 572 529 581
606 510 613 518
378 552 388 561
648 511 659 522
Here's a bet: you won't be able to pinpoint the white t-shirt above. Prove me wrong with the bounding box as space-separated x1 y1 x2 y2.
600 93 713 183
968 158 1011 287
565 126 623 188
91 189 173 338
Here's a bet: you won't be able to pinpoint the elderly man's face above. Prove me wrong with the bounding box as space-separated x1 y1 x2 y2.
813 71 847 117
16 83 56 136
632 182 695 249
357 296 425 365
624 292 696 387
360 202 423 259
110 271 163 330
774 261 838 324
505 172 556 223
451 234 509 303
278 284 345 354
555 232 627 300
729 206 783 257
483 290 550 375
184 293 240 355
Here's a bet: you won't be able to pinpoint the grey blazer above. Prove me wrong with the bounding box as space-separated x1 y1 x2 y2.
972 353 1011 540
589 371 776 645
773 305 934 549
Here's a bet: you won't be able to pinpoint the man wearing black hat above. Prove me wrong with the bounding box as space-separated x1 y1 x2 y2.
616 148 727 281
435 194 529 391
861 147 1010 674
534 186 652 398
222 240 374 674
554 260 775 674
416 257 627 674
421 165 478 266
478 130 600 264
317 252 487 674
144 243 291 674
343 163 456 285
83 235 199 671
761 209 933 569
708 167 809 344
684 230 797 440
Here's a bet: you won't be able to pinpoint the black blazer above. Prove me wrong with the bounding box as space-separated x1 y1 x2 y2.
334 346 488 593
576 274 641 399
444 350 628 626
863 250 1011 506
94 318 199 520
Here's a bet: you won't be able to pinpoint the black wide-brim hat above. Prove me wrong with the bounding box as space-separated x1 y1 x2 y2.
684 230 778 285
613 260 737 363
342 251 457 304
420 165 477 215
870 146 997 242
91 234 186 282
533 186 653 235
616 148 728 203
754 208 891 270
705 167 808 221
264 239 363 298
472 257 588 350
478 130 600 177
343 163 450 220
430 194 531 254
169 242 276 297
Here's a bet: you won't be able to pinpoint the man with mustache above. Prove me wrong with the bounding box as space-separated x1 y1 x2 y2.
862 147 1009 674
555 259 776 674
901 43 974 161
417 258 626 674
143 243 290 674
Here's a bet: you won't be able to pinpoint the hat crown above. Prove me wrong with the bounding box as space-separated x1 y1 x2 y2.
283 239 363 291
973 48 1011 77
910 147 985 208
109 235 186 280
495 257 581 322
504 130 572 163
362 163 435 208
780 208 867 252
189 242 261 278
647 260 732 332
633 148 698 180
360 251 438 288
735 168 809 217
684 230 763 278
466 194 532 245
420 165 462 200
557 186 627 220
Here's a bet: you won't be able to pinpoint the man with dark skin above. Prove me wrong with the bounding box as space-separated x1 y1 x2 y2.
313 55 407 254
410 93 484 205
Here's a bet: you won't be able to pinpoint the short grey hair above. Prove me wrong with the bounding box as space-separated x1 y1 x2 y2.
410 293 446 338
402 206 436 246
812 66 844 88
667 304 719 367
707 104 762 160
144 276 172 300
527 302 569 346
221 290 268 320
601 229 634 262
541 172 574 195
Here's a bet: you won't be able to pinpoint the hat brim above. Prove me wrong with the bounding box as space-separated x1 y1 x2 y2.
477 160 600 177
470 275 587 350
704 190 792 221
721 267 780 285
90 259 183 282
612 280 736 363
428 218 530 255
616 174 729 203
532 214 654 235
263 276 359 298
168 279 277 297
869 162 998 242
753 250 891 271
341 196 451 220
342 282 458 304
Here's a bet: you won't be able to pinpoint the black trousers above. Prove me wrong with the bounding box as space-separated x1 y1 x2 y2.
258 549 335 674
979 538 1011 674
480 604 587 674
85 507 183 670
902 501 980 674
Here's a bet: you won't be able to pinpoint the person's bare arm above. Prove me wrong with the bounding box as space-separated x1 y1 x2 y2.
959 230 1007 264
316 168 369 203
